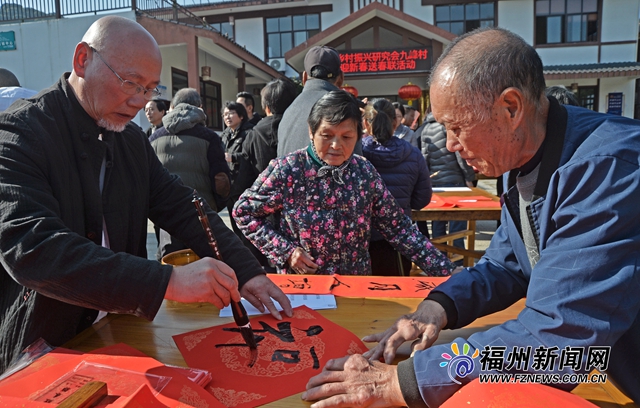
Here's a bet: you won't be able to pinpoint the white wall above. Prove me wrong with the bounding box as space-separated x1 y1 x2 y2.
601 0 640 42
403 0 433 24
318 0 350 30
235 17 264 59
599 77 636 117
600 43 637 63
498 0 534 44
537 46 599 65
0 11 136 93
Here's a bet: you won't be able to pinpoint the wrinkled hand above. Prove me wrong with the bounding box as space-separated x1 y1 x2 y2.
165 257 240 309
288 247 319 274
362 300 447 364
240 274 293 320
302 354 405 408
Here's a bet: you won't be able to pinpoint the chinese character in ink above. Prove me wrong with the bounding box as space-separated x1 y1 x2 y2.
531 345 559 371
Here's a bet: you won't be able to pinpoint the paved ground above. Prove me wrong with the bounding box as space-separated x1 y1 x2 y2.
146 178 500 261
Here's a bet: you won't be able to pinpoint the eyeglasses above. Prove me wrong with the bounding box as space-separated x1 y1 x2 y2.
223 111 237 117
90 46 161 101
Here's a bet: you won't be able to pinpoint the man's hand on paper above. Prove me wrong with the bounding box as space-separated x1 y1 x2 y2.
166 257 240 309
302 354 406 408
362 299 447 363
241 274 294 320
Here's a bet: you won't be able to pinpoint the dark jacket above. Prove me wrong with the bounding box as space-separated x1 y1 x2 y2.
362 135 432 241
421 113 475 186
277 79 363 157
221 121 254 195
149 103 230 211
234 114 282 195
0 75 266 372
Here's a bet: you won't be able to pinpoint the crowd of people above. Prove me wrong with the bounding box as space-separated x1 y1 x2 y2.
1 16 638 408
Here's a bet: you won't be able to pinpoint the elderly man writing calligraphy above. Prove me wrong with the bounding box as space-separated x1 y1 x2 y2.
0 16 291 374
302 27 640 407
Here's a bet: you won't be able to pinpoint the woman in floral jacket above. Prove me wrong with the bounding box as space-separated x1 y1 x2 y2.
233 91 455 276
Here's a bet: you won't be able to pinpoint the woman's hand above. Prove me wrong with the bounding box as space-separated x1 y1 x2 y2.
288 247 319 274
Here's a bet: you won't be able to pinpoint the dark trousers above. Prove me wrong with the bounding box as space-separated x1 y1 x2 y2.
368 240 412 276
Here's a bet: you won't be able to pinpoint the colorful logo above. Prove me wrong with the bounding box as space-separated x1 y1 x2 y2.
440 343 479 384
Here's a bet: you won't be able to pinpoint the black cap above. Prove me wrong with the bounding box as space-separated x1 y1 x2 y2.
304 46 341 79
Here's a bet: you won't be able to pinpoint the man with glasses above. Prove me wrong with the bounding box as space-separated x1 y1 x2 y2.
0 15 292 374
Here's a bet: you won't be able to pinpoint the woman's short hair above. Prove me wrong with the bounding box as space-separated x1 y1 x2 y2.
308 90 363 138
261 78 298 115
364 98 396 144
223 100 248 122
392 102 405 116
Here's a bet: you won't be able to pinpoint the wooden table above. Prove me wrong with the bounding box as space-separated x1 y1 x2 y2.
412 187 502 266
64 296 635 407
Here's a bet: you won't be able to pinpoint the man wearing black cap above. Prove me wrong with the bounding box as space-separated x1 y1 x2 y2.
277 45 361 156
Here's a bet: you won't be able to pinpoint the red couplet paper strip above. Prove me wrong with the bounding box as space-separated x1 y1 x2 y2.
328 275 449 298
441 378 597 407
0 344 224 408
267 273 334 294
173 305 367 408
441 195 502 208
424 194 455 209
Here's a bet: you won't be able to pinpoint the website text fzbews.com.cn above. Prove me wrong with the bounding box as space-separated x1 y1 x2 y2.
479 373 608 385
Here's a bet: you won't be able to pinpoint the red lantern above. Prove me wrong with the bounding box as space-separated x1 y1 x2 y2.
341 84 358 98
398 82 422 106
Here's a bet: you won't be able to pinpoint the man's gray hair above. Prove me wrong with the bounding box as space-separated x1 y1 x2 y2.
171 88 202 108
428 27 546 122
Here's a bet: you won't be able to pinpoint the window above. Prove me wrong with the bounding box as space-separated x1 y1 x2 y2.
200 80 222 130
576 86 597 110
535 0 598 45
435 3 495 36
266 14 320 58
171 68 188 98
211 22 234 40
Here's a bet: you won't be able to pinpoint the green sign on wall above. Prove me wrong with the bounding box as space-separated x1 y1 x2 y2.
0 31 16 51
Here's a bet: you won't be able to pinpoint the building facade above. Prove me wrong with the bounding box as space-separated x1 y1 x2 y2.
1 0 639 128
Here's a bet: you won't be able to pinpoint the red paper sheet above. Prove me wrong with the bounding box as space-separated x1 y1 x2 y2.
267 273 334 294
441 378 597 407
173 305 367 408
441 195 502 208
425 194 455 209
0 344 224 408
328 275 448 298
267 274 448 298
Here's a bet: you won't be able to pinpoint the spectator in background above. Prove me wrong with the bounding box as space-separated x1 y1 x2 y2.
149 88 230 259
402 104 419 131
362 98 432 276
221 101 254 240
236 91 262 126
392 102 418 148
278 45 363 156
421 111 475 254
234 91 456 276
0 68 37 111
233 78 298 270
546 85 580 106
144 98 168 137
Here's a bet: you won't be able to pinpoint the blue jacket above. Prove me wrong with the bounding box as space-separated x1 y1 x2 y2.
397 100 640 407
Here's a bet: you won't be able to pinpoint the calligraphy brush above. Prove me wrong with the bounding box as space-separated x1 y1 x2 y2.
192 191 258 368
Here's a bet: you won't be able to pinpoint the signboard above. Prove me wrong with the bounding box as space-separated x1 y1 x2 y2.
0 31 16 51
339 47 432 75
606 92 623 116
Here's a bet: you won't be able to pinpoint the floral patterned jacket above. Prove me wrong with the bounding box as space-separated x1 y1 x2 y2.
233 148 455 276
